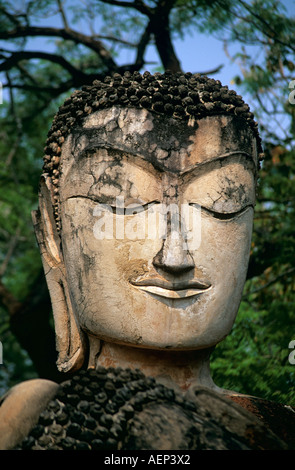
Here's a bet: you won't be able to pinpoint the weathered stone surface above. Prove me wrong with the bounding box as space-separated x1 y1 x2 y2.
0 379 59 450
226 393 295 450
15 369 290 451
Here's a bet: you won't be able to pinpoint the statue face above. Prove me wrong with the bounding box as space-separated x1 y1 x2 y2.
58 107 257 350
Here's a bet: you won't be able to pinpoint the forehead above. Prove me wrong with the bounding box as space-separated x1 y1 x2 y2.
60 106 257 176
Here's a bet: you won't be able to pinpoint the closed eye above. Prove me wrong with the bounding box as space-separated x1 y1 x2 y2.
190 203 254 220
111 200 160 215
66 195 160 215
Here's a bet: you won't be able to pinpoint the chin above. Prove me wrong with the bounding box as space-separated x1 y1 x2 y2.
83 321 230 352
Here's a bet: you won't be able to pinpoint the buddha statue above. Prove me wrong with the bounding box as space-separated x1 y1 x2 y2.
0 71 294 450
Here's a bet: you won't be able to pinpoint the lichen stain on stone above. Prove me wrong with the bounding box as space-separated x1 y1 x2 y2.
117 258 149 283
81 252 96 276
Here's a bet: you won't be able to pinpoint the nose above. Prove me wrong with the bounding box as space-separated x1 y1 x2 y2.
153 227 195 275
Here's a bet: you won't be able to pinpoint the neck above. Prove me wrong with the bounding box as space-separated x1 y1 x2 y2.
87 336 219 392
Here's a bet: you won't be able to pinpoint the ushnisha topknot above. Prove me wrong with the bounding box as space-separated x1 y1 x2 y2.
42 70 264 228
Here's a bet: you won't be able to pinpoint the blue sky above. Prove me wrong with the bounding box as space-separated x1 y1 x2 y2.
113 0 295 95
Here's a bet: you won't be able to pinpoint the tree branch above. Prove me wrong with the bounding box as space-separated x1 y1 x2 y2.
56 0 69 30
4 72 23 167
93 35 136 47
0 5 22 27
0 25 117 70
222 0 295 53
98 0 183 72
1 65 112 97
98 0 152 17
2 81 75 95
199 64 224 76
134 19 152 69
150 0 181 72
243 267 295 298
0 50 89 84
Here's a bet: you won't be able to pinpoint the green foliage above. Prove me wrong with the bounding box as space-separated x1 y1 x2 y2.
171 0 234 37
0 306 37 397
0 84 65 393
212 298 295 406
209 0 295 405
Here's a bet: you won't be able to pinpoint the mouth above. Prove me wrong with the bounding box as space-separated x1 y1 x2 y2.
130 278 211 299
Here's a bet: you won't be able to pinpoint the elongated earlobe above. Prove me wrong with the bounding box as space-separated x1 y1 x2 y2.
32 175 86 373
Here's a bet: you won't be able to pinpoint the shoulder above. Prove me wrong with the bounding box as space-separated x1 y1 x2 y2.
0 378 60 450
186 384 294 449
226 392 295 449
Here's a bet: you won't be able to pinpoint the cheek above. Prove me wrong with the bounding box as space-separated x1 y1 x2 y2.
60 198 163 288
194 209 253 263
195 210 253 314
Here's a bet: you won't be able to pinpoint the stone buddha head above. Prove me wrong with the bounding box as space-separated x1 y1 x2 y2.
33 71 263 389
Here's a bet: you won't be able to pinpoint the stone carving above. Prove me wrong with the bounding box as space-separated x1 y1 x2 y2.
33 71 262 389
0 71 294 450
15 368 289 450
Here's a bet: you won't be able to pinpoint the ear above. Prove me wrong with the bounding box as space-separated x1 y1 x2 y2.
32 175 86 373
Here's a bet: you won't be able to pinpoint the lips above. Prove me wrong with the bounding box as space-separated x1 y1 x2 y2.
130 278 211 299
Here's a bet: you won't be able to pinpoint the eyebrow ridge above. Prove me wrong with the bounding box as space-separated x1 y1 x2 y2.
76 143 165 175
180 151 256 178
76 142 255 178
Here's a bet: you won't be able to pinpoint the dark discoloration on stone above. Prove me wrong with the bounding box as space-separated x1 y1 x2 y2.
226 394 295 450
16 368 291 451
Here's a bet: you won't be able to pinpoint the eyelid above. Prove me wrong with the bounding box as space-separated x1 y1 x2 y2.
64 195 161 215
189 203 254 220
110 200 160 215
